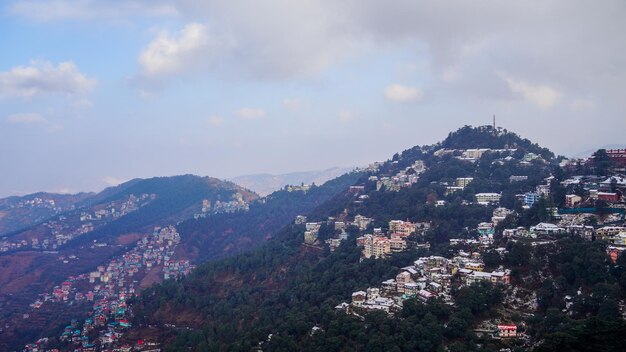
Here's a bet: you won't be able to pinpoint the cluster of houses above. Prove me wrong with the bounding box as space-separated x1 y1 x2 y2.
194 193 250 219
356 220 431 259
25 226 191 351
1 194 154 253
444 177 474 195
298 214 433 258
300 214 376 251
433 147 543 165
561 174 625 207
368 160 427 192
338 249 511 315
80 194 155 223
6 196 61 210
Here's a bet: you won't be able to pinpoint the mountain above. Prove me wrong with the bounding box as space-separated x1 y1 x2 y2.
0 171 366 350
120 126 625 351
0 192 94 238
11 125 626 351
230 167 354 196
0 175 258 349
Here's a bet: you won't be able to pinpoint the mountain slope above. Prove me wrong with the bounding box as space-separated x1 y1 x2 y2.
0 175 258 350
1 172 364 350
177 170 364 262
124 125 568 350
125 126 626 352
0 192 93 238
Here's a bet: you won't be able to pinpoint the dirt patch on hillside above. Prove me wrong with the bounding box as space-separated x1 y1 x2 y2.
140 266 163 289
116 232 144 245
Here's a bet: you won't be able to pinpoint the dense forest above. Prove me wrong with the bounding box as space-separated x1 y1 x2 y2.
122 127 626 350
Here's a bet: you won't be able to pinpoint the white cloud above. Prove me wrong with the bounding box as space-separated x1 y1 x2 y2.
208 115 224 126
9 0 177 21
139 23 208 77
283 98 303 111
5 112 48 124
137 23 236 82
384 84 423 103
501 74 562 109
236 107 266 120
338 109 357 124
0 60 96 99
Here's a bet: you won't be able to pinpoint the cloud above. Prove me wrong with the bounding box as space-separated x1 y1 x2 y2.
5 112 48 124
384 84 423 103
236 107 265 120
137 23 236 83
283 98 303 111
9 0 177 21
139 23 208 77
338 109 357 124
208 115 224 126
0 60 96 99
501 74 562 109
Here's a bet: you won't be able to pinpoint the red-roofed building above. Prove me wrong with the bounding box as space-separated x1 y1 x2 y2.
606 149 626 167
497 324 517 338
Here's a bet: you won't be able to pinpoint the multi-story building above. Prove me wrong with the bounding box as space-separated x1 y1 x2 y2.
388 220 416 237
389 236 407 252
363 235 391 259
475 193 501 205
524 192 541 207
395 271 412 294
597 192 620 202
565 194 582 208
455 177 474 188
594 226 626 240
353 215 373 230
509 175 528 182
605 149 626 168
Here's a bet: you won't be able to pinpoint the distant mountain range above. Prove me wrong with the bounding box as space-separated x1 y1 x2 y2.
230 166 355 196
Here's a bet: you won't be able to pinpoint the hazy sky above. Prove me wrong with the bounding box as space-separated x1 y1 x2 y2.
1 1 625 197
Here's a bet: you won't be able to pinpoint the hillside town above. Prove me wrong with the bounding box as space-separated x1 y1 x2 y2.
12 138 626 351
193 192 251 219
24 226 193 351
0 194 155 253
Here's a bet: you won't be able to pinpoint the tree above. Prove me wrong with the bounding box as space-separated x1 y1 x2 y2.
592 149 613 176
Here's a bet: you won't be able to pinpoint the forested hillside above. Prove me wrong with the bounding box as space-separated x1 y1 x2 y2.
122 126 626 351
19 126 626 352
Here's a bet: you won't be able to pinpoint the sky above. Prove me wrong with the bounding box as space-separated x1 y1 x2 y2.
1 0 625 197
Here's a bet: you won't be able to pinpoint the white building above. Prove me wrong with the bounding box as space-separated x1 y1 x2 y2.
475 193 501 205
